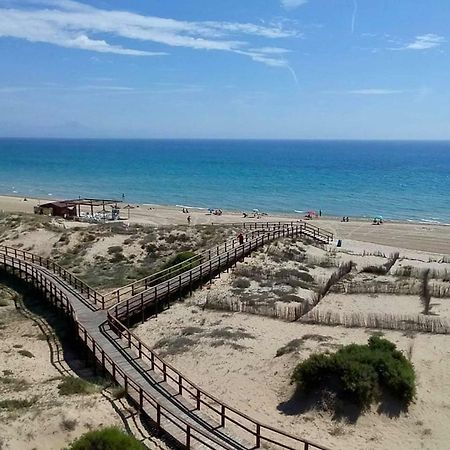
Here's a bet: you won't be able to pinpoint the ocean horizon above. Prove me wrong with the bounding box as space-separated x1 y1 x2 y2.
1 138 449 224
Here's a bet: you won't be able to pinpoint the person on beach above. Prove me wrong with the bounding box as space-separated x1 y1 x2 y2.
187 215 191 225
238 233 244 245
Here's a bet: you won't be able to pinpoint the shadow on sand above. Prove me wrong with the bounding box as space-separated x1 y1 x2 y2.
277 385 407 424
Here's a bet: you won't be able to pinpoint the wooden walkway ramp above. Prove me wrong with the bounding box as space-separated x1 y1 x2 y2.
0 221 333 450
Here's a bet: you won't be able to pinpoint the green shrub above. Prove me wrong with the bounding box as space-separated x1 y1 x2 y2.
65 427 145 450
232 277 251 289
161 251 197 271
292 336 415 409
58 376 98 396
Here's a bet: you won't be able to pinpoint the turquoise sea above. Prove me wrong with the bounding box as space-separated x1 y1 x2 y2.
0 139 449 224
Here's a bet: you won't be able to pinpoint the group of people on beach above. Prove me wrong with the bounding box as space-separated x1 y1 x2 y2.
341 216 350 222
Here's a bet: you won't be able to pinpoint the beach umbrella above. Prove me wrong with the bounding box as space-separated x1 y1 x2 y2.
123 204 135 219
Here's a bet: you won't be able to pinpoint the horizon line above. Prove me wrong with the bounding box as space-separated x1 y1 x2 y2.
1 136 450 143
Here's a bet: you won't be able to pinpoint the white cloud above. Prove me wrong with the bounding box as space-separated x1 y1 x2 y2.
249 47 291 54
325 89 404 95
281 0 308 10
387 34 446 51
346 89 403 95
0 83 203 95
0 0 297 67
404 34 445 50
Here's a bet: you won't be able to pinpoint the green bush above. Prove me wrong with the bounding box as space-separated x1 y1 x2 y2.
65 427 145 450
58 376 98 396
292 336 415 409
161 251 197 271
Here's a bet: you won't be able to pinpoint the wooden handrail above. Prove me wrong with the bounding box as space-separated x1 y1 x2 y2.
102 227 274 307
0 255 248 450
0 245 105 308
0 219 335 450
107 223 332 449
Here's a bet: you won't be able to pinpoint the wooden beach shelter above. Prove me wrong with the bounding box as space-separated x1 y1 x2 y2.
35 198 122 218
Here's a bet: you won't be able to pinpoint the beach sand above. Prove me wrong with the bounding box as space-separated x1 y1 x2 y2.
1 195 450 449
0 285 169 450
134 302 450 450
1 194 449 255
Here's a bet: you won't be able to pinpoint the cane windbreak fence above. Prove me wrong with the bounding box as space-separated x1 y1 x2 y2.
0 220 334 450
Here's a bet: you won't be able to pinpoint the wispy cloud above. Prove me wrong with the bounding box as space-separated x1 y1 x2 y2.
0 83 203 95
346 89 403 95
249 47 291 54
404 34 445 50
325 89 404 95
388 34 446 51
351 0 358 34
281 0 308 10
0 0 297 68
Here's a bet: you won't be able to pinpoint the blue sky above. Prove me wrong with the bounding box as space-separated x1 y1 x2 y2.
0 0 449 139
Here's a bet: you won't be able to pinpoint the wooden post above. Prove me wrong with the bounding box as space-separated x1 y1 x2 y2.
157 404 161 427
186 426 191 448
221 405 226 427
256 424 261 448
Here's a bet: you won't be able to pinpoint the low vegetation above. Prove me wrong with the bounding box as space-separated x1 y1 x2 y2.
292 336 416 410
64 427 145 450
57 376 100 396
17 349 34 358
0 396 38 411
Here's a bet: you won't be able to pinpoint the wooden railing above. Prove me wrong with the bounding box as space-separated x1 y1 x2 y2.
0 221 333 311
0 246 105 308
108 313 331 450
0 220 335 450
0 255 252 450
111 223 323 322
102 227 279 307
108 223 332 449
217 221 334 244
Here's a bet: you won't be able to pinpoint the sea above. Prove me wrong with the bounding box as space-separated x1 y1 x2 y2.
0 138 449 224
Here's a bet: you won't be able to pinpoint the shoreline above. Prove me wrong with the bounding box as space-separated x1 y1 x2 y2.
1 192 449 228
1 193 450 255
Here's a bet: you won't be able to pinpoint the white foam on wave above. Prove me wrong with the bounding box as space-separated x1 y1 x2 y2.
176 204 207 210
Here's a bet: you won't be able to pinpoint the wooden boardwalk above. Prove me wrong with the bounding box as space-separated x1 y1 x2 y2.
0 221 333 450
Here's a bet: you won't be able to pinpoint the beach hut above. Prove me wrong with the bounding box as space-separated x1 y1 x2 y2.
35 201 77 218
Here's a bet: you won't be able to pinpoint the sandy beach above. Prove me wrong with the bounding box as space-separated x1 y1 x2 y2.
1 194 449 255
1 193 450 449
